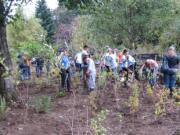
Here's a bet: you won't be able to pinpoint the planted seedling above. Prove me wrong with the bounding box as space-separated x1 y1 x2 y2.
173 90 180 105
128 83 140 113
154 89 168 118
56 91 66 98
35 96 51 113
90 110 108 135
146 84 153 97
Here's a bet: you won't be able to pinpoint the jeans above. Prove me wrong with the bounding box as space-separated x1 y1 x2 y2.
163 73 176 89
20 67 30 81
36 66 42 77
75 63 82 71
61 69 71 91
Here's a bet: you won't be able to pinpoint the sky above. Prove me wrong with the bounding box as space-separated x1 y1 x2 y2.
23 0 58 17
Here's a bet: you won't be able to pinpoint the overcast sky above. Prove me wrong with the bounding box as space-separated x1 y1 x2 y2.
23 0 58 17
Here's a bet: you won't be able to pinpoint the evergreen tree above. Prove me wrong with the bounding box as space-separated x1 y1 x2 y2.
36 0 55 43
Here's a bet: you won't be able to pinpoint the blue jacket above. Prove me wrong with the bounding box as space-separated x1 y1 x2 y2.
60 55 70 70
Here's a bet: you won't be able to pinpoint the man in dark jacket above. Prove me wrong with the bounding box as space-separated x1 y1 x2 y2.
162 46 180 96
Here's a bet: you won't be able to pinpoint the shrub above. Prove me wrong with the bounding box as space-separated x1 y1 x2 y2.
35 96 51 113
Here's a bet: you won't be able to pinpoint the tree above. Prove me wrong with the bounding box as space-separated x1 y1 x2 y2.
71 0 175 50
36 0 55 43
7 8 53 59
0 0 29 100
58 0 93 10
7 9 46 52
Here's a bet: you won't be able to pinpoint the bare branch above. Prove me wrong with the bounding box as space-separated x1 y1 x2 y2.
4 0 15 17
4 0 32 17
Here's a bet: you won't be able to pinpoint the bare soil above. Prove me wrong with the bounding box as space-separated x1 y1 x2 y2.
0 78 179 135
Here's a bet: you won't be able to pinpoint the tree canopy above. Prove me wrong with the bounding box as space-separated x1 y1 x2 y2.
36 0 55 43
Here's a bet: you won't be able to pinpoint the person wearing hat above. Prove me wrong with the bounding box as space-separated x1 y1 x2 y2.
161 46 180 96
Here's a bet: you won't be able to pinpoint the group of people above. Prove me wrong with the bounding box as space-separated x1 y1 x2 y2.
63 45 179 97
58 45 96 92
18 45 180 97
139 46 179 96
17 54 44 80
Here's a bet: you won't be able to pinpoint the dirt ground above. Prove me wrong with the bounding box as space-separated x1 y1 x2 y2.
0 77 180 135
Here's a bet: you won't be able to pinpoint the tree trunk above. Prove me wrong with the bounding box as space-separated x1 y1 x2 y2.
0 2 15 100
0 25 15 99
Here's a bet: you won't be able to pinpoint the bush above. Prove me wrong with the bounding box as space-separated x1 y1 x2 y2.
35 96 51 113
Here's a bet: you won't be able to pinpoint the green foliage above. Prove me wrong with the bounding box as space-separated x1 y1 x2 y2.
7 9 54 59
56 91 66 98
7 8 46 48
146 84 153 97
129 83 140 113
173 89 180 103
90 110 108 135
0 97 6 120
58 0 92 10
71 0 179 50
160 17 180 51
72 15 115 50
155 89 168 117
36 0 55 43
35 96 51 113
17 41 54 59
97 71 108 88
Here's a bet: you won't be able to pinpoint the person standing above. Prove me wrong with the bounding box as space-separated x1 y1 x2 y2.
103 48 113 72
82 45 89 89
46 60 51 77
35 57 44 78
86 55 96 91
75 51 82 72
118 50 123 71
161 46 180 96
111 49 118 79
60 49 71 92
